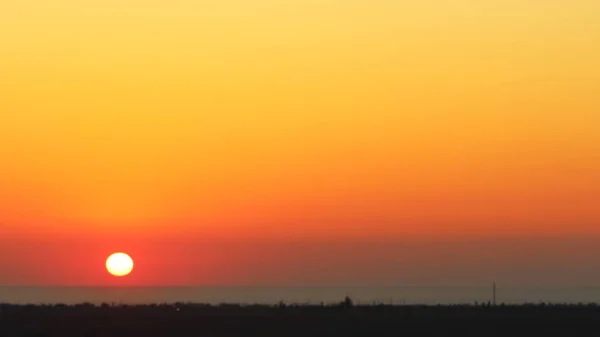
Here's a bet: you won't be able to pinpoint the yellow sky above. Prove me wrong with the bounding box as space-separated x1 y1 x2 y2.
1 1 599 243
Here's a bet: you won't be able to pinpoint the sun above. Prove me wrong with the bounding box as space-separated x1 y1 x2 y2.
106 252 134 277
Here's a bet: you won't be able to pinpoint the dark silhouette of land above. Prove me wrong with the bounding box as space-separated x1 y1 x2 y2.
2 298 600 337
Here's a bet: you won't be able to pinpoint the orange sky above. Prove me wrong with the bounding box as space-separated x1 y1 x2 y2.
1 0 599 286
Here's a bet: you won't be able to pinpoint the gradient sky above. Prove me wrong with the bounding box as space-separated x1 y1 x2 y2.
1 0 599 286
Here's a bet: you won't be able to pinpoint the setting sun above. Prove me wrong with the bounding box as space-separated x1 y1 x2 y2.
106 253 134 277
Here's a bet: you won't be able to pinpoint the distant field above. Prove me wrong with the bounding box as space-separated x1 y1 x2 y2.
2 302 599 337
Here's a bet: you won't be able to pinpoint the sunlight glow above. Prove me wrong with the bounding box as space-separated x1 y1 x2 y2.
106 253 134 277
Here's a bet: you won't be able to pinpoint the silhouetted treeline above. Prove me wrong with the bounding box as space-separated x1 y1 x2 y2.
2 299 600 337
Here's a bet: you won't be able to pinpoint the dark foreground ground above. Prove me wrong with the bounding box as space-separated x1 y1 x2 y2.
2 301 600 337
